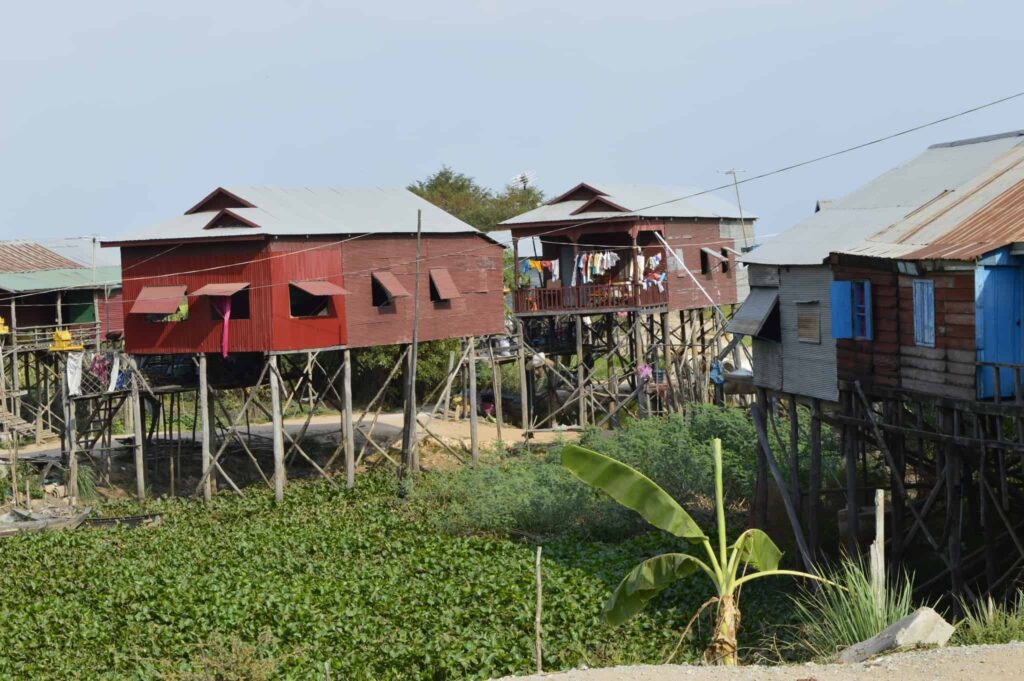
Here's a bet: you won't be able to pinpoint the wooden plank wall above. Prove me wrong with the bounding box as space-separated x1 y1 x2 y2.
834 264 900 389
898 270 975 400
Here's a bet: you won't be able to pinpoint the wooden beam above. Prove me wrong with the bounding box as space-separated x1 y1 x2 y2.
198 354 212 502
343 349 355 489
468 337 479 462
269 355 286 502
129 358 145 501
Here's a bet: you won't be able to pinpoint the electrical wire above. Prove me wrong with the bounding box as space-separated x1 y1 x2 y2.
2 88 1022 307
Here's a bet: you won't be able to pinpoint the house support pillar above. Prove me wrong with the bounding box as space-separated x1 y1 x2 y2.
268 354 285 502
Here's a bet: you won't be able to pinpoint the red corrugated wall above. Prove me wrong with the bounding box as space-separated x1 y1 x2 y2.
100 288 124 337
118 233 504 354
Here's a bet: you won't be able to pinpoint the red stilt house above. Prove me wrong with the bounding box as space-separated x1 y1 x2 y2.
103 186 505 354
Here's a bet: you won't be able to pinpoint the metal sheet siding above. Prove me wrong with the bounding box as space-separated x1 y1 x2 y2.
120 242 276 354
663 220 740 310
340 234 504 348
267 239 348 352
752 338 783 390
779 265 838 401
100 288 124 337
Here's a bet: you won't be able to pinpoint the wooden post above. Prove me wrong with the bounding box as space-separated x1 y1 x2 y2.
660 312 676 413
808 398 822 559
198 354 212 502
788 395 800 517
943 409 963 600
468 337 479 461
512 237 521 292
575 316 586 428
9 299 19 419
268 355 285 502
518 321 530 433
64 363 78 502
129 357 145 501
442 350 456 419
342 349 355 489
634 314 649 417
870 488 885 612
534 545 543 674
844 391 860 554
402 209 423 477
488 341 504 441
753 388 769 529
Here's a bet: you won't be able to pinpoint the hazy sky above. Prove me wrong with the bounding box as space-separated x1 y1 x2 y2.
2 1 1023 244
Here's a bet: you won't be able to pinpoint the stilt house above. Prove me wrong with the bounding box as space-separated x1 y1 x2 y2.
103 186 505 355
731 130 1024 403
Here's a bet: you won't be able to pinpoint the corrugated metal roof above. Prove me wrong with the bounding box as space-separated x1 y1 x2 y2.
0 266 121 293
746 130 1024 266
499 183 753 226
0 242 80 272
107 187 491 245
43 238 122 268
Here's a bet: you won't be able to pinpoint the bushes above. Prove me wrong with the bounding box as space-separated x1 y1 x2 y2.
782 558 916 661
412 407 762 541
954 592 1024 646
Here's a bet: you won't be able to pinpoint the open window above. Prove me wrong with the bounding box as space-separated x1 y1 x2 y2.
428 268 461 303
62 290 96 324
289 280 348 318
831 280 873 340
130 285 188 323
194 283 251 320
700 247 725 275
720 249 730 274
371 271 410 308
726 287 780 342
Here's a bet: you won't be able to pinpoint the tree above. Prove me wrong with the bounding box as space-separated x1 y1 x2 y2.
408 167 544 232
561 439 831 665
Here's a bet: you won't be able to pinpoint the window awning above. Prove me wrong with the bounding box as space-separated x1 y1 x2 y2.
371 271 410 298
290 280 349 296
428 268 461 300
726 287 779 337
701 247 727 260
193 282 249 297
129 285 187 315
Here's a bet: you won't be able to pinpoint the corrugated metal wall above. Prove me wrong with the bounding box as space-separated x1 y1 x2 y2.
100 288 124 337
340 233 505 348
779 265 838 402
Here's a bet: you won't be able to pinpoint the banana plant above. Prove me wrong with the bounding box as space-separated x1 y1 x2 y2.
562 438 829 665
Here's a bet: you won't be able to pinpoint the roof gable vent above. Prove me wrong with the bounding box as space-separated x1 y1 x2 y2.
548 182 608 204
202 210 260 230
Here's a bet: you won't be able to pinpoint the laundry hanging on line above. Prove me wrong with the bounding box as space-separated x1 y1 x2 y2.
576 251 621 283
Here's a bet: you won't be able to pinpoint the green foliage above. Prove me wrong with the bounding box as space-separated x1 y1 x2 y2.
954 592 1024 646
0 472 775 679
412 410 766 541
784 558 915 661
408 166 544 232
561 440 826 665
351 339 459 406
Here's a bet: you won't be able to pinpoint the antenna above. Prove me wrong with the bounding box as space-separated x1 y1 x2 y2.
510 171 536 191
718 169 752 251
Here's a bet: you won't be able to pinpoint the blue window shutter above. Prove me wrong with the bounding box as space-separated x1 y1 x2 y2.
862 280 873 340
830 281 853 338
913 279 935 347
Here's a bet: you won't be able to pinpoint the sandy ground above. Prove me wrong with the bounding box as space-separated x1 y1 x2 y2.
495 643 1024 681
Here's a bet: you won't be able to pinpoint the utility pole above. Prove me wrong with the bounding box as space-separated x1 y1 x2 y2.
719 169 752 249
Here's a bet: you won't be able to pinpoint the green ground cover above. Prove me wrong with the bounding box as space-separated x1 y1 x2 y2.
0 412 799 679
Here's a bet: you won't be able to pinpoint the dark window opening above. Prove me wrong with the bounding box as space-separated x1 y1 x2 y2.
290 285 330 317
429 278 442 303
371 277 391 308
720 249 730 273
209 290 251 320
760 301 781 342
700 249 710 274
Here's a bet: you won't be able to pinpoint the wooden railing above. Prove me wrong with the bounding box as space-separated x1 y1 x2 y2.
6 323 101 351
512 282 668 314
977 361 1024 403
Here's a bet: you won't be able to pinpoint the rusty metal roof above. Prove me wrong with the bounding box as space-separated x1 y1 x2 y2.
0 242 80 272
747 130 1024 266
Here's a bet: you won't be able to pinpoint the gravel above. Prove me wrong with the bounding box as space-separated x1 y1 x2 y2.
494 643 1024 681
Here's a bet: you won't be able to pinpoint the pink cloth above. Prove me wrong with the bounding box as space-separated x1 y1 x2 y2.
212 296 232 357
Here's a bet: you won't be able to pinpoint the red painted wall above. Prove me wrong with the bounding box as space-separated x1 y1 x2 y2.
119 233 504 354
661 220 739 310
340 234 505 348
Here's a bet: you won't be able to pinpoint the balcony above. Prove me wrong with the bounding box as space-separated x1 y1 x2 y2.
512 282 668 315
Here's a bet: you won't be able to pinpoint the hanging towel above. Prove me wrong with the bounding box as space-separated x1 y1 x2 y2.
67 351 84 397
212 296 232 358
107 354 121 393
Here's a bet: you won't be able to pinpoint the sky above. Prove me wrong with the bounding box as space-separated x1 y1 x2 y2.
2 0 1023 245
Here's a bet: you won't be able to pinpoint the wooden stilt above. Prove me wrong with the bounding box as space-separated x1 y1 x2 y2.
844 391 860 555
488 340 504 440
753 388 769 530
198 354 212 502
268 355 285 502
129 357 145 501
788 394 800 515
343 349 355 489
575 316 586 428
518 321 530 433
808 397 822 559
401 344 417 478
468 337 479 461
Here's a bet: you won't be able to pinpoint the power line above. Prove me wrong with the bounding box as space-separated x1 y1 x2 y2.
2 88 1022 307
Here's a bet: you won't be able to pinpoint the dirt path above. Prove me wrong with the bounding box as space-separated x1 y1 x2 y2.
495 643 1024 681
